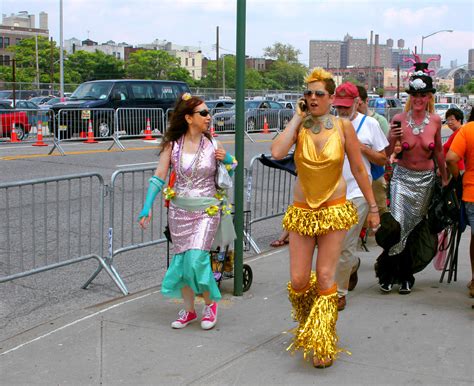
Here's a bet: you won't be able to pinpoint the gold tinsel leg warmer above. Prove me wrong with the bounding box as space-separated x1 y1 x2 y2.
288 283 344 362
287 271 318 325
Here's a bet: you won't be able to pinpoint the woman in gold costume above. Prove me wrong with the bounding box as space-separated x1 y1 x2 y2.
271 68 380 368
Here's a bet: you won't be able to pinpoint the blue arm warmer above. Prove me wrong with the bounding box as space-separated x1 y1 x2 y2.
138 176 165 219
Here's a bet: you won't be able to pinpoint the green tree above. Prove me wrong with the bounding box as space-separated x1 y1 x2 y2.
264 42 301 63
455 79 474 94
66 50 124 82
437 83 450 94
126 50 183 79
265 60 307 90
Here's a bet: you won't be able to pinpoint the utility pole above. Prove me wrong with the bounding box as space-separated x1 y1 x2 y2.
50 37 54 94
368 30 373 91
35 35 40 90
216 26 220 90
12 59 16 108
59 0 64 99
397 64 400 99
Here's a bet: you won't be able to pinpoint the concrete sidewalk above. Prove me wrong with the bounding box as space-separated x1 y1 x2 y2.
1 236 473 385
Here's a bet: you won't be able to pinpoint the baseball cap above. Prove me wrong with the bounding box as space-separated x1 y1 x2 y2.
333 82 359 107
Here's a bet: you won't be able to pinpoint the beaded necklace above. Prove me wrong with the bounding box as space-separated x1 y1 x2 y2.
177 134 204 191
407 111 430 136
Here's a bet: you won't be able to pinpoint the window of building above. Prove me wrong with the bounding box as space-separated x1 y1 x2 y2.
16 38 21 45
192 58 195 66
0 37 3 48
185 58 189 66
4 37 10 47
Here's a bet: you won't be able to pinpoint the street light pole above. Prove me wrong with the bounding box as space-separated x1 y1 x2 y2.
421 29 453 55
59 0 64 99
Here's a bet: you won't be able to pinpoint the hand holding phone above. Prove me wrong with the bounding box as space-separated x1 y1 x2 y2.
296 97 307 116
391 120 403 138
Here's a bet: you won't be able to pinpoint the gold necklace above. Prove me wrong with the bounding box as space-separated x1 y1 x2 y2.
302 114 334 134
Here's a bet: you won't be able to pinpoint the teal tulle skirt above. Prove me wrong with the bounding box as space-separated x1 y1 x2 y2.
161 249 221 301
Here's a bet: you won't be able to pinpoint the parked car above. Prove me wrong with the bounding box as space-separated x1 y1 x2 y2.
368 97 403 121
0 99 50 127
213 100 293 132
50 79 190 138
206 99 235 114
30 96 55 105
0 100 32 140
0 89 39 100
435 103 460 123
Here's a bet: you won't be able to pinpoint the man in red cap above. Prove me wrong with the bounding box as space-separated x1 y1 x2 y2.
333 82 388 310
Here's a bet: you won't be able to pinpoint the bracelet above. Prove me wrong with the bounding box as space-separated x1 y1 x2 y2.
369 209 379 214
369 204 378 208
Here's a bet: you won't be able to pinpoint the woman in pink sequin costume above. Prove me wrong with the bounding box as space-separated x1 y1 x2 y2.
139 93 237 330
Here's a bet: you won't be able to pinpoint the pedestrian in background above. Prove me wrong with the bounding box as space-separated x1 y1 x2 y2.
375 59 448 294
138 93 237 330
333 82 388 311
357 85 390 215
446 109 474 298
271 68 379 368
443 108 465 172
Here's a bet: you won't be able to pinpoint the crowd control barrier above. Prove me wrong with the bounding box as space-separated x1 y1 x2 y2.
0 173 127 294
245 153 296 253
83 166 168 294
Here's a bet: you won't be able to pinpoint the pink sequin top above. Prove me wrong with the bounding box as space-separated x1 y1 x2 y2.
168 135 220 253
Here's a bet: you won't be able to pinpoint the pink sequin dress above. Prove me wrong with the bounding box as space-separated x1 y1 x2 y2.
168 135 219 254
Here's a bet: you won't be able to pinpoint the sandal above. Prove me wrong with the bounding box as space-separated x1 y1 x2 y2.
313 356 333 369
270 239 289 247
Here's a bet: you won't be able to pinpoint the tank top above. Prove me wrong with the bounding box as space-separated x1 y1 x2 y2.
294 116 344 208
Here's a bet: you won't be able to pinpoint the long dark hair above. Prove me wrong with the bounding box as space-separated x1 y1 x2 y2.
159 94 212 152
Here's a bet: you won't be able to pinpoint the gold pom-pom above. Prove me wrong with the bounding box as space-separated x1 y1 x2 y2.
287 271 318 324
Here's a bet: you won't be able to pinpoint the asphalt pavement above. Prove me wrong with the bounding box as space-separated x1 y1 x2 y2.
1 234 472 385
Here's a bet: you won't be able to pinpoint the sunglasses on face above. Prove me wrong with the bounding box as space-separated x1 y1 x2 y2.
303 90 329 98
412 93 428 98
193 110 211 117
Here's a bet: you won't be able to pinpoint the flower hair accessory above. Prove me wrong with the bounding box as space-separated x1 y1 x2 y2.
182 93 192 101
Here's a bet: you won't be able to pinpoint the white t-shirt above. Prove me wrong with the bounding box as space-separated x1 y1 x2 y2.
343 112 389 200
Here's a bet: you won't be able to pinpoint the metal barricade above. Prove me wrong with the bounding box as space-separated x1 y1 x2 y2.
111 108 165 150
49 108 115 155
0 173 127 294
245 154 296 253
243 108 292 142
83 166 168 294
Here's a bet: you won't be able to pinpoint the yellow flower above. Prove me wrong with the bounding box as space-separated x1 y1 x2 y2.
182 92 192 101
205 205 220 216
163 187 176 200
214 191 225 201
225 164 233 171
223 204 232 216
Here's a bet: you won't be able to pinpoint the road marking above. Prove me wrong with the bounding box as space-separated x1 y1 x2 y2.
0 138 271 161
116 161 157 167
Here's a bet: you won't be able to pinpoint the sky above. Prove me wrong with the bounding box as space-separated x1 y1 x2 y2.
1 0 473 69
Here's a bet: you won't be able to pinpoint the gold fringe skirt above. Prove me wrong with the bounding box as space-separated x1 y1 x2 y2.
283 201 358 237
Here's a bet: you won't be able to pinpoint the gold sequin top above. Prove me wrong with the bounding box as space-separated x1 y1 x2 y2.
294 117 344 209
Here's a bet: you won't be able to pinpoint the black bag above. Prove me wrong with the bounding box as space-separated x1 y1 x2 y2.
409 219 438 273
427 179 460 234
375 212 401 250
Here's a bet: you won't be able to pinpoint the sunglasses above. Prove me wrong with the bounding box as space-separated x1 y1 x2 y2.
193 110 211 117
411 93 428 98
303 90 329 98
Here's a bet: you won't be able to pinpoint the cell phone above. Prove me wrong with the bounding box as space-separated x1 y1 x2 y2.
393 121 401 128
298 99 307 112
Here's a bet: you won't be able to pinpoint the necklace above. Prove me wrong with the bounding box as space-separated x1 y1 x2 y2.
177 135 203 191
407 111 430 136
302 114 334 134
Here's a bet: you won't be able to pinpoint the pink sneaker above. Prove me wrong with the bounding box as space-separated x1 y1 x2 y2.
201 302 218 330
171 309 197 329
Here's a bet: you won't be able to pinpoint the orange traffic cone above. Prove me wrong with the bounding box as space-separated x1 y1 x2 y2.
210 124 218 137
79 127 87 138
143 118 154 140
263 116 269 134
32 121 48 146
83 120 98 143
10 124 20 142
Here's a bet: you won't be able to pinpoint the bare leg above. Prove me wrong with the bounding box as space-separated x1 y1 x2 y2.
289 231 317 290
182 286 195 312
202 291 213 306
316 229 348 291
